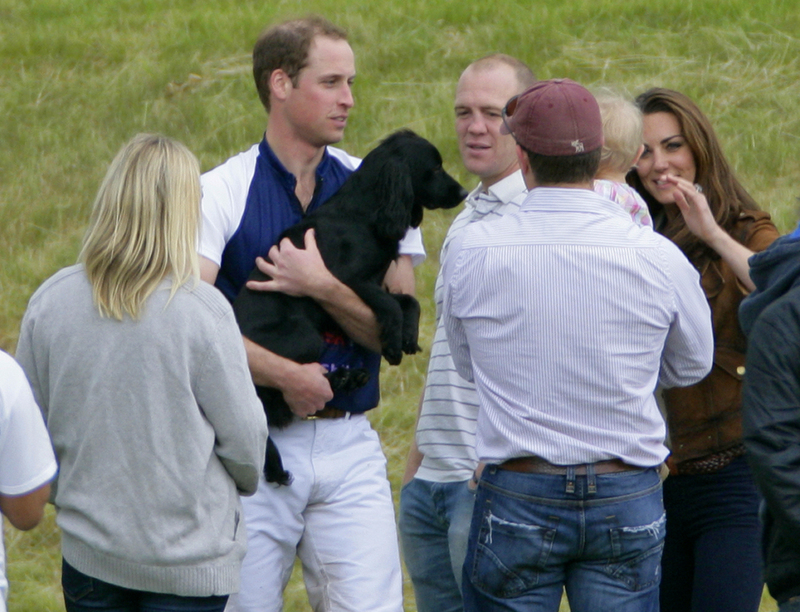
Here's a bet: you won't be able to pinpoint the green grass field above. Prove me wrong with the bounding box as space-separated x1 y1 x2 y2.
2 0 798 609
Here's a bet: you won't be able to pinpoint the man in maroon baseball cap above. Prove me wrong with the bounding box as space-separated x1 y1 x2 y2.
501 78 603 155
440 79 714 612
500 78 604 188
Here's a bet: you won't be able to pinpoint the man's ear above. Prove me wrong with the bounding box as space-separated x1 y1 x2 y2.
515 144 535 189
269 69 292 104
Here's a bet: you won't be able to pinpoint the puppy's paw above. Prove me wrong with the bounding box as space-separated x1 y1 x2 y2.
327 367 370 392
402 338 421 355
382 345 403 366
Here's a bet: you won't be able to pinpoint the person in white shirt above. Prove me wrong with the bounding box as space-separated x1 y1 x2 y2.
442 78 714 612
0 349 57 612
399 53 535 612
199 17 423 612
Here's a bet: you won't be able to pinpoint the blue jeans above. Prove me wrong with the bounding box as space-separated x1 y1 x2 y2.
399 477 476 612
61 559 229 612
660 455 763 612
462 464 665 612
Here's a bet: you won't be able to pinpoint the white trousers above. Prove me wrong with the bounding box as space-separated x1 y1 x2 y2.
226 414 403 612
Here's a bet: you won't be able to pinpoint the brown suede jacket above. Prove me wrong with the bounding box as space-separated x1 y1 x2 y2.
664 210 780 466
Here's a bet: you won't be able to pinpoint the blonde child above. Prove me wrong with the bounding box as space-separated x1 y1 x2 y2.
593 90 652 227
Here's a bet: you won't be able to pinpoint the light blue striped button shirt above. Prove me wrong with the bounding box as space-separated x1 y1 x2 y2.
443 187 714 467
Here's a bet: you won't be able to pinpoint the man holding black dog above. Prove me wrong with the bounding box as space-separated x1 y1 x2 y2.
442 79 714 611
199 16 422 612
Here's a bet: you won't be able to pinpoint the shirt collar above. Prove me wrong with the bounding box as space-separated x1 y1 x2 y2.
258 136 335 189
522 186 632 220
467 170 527 214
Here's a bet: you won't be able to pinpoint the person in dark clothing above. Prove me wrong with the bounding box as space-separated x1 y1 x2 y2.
740 226 800 612
628 86 780 612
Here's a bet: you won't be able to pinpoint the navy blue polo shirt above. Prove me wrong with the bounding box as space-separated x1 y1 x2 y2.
214 138 381 414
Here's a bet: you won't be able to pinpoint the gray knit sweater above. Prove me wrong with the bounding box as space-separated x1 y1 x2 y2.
16 265 268 596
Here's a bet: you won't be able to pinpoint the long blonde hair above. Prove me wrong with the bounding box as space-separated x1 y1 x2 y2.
79 134 200 320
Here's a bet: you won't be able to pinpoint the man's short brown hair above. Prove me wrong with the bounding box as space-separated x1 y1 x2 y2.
252 16 348 112
524 148 602 185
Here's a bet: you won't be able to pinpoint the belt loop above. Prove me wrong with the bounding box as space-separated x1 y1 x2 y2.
587 463 597 495
565 466 576 494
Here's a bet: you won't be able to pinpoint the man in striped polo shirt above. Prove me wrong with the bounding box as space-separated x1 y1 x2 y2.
442 79 714 612
399 54 535 612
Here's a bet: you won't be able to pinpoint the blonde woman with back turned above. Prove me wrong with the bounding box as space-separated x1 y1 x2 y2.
15 133 268 612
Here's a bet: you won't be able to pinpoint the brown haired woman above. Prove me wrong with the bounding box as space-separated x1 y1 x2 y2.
628 88 779 612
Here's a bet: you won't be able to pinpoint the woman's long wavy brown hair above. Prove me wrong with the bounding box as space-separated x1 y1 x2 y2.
626 88 761 265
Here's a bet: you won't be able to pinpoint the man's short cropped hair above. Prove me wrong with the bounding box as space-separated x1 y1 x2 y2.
467 53 537 93
524 148 602 185
253 16 348 112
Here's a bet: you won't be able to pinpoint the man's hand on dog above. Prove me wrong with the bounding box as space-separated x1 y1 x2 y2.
280 361 334 418
246 229 335 299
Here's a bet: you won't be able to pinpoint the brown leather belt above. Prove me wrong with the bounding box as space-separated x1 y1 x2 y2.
667 444 746 476
499 456 642 475
303 407 350 420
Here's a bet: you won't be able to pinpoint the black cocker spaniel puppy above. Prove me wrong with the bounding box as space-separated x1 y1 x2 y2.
234 129 466 485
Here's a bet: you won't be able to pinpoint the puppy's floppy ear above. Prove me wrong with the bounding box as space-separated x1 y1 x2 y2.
372 155 414 240
410 202 424 228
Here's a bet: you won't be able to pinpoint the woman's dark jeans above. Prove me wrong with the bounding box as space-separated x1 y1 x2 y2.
62 559 229 612
660 455 763 612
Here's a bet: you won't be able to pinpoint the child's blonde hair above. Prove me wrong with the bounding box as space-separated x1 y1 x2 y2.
595 88 643 175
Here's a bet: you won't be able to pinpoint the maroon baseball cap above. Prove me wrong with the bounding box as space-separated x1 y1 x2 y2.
501 78 603 156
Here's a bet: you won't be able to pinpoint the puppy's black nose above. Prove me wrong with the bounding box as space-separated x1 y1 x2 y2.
459 187 469 201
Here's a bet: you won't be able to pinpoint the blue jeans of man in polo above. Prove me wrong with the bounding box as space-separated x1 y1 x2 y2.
399 477 476 612
462 465 665 612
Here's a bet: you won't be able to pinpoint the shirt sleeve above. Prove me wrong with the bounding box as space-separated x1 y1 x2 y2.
731 213 781 294
15 303 48 420
745 214 781 253
398 227 426 266
442 231 474 382
0 352 57 496
194 307 268 496
200 173 238 266
199 148 258 266
658 245 715 388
